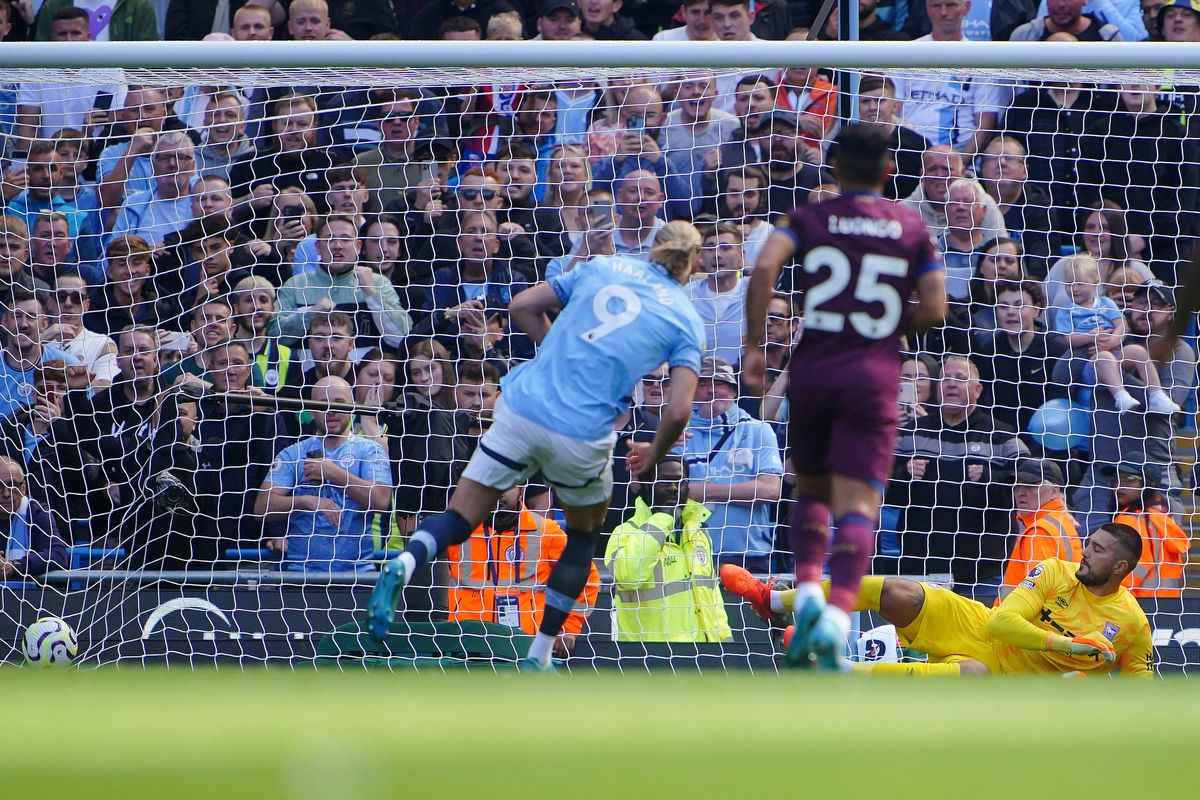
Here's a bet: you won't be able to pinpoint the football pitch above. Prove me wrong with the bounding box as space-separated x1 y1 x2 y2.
3 668 1196 799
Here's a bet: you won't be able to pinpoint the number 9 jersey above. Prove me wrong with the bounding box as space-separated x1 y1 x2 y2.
785 192 943 390
501 255 705 441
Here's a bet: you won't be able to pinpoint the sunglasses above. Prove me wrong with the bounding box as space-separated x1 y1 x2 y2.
458 188 497 201
54 290 85 304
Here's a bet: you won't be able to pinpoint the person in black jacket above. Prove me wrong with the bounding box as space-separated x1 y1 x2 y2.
165 0 282 40
0 456 66 579
579 0 647 38
407 0 517 38
884 355 1029 602
977 135 1058 278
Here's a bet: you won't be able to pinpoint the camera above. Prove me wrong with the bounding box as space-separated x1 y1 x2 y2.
149 471 191 511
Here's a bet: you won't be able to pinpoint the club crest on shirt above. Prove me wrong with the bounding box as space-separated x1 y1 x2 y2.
504 544 523 564
339 453 355 468
1103 621 1120 640
693 547 708 569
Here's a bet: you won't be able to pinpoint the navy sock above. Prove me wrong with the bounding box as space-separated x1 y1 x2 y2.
405 509 473 568
538 528 600 637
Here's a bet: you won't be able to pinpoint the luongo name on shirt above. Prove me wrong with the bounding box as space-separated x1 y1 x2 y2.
826 215 904 240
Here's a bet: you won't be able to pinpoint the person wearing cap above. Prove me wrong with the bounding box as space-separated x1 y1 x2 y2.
683 355 783 573
1111 462 1190 597
1128 281 1198 406
534 0 582 39
1159 0 1200 40
1000 458 1083 601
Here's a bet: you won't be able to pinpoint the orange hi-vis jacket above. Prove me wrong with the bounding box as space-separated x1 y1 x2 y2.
1002 498 1083 596
446 507 599 636
774 78 837 147
1115 506 1190 597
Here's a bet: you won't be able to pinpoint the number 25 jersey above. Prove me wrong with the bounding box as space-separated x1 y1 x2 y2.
501 255 705 441
785 192 943 390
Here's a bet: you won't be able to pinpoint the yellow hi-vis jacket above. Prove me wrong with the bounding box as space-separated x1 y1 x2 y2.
604 498 731 643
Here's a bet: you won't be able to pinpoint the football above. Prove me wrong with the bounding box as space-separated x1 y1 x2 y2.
22 617 78 668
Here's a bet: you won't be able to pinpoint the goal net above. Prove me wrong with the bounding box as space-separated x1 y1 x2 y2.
0 42 1195 674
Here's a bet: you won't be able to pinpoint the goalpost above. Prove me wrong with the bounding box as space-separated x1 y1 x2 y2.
0 40 1196 673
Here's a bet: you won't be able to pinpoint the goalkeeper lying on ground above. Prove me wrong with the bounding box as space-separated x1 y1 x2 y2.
722 523 1153 677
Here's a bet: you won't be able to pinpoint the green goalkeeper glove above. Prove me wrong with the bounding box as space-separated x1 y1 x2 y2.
1049 632 1116 664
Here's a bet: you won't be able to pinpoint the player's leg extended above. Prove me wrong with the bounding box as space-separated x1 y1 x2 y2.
522 498 608 670
785 474 832 668
367 478 502 639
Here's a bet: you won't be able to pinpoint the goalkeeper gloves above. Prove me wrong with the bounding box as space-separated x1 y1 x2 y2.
1049 632 1116 664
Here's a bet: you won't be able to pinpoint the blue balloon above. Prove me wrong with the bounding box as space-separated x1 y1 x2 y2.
1027 399 1092 452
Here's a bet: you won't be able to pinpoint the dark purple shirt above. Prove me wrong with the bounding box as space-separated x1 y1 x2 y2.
785 193 942 390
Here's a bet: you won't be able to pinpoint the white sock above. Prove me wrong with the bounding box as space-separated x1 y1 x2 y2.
526 632 556 666
1150 387 1168 398
397 552 417 579
792 581 825 613
769 590 787 614
820 604 851 635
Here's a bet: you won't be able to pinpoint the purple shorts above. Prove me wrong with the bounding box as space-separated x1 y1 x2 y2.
786 381 899 491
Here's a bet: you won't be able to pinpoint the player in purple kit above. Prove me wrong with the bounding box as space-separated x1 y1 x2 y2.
741 123 948 671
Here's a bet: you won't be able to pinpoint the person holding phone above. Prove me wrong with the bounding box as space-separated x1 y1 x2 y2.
544 189 616 280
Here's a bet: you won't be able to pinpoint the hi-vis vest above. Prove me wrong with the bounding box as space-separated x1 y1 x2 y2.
1115 507 1190 597
1001 498 1083 600
251 339 291 392
446 507 598 636
604 498 731 643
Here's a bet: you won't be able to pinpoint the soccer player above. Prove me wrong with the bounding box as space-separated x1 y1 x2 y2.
367 221 706 670
721 523 1154 677
742 122 949 671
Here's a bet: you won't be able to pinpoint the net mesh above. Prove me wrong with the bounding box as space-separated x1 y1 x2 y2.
0 62 1196 674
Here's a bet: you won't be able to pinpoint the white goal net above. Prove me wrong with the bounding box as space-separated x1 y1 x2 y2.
0 42 1196 674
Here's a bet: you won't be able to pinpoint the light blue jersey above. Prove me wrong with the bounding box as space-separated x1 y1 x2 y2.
501 255 704 441
0 346 79 420
264 434 393 572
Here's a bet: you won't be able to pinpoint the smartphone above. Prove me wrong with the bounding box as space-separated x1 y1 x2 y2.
588 198 617 230
626 114 646 132
897 382 918 408
280 204 305 225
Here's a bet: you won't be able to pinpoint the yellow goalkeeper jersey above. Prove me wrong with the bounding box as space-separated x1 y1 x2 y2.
992 559 1154 677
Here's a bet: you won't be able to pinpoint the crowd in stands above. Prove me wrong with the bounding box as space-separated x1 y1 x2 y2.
0 0 1194 618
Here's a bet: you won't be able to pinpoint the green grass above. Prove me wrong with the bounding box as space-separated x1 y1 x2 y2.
2 668 1196 799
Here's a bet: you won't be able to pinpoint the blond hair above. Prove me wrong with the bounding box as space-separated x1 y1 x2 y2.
1063 253 1101 285
649 221 703 282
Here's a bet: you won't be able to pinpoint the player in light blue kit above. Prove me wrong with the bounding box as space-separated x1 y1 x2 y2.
368 220 706 669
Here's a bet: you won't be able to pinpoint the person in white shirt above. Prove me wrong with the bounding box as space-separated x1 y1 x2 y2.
652 0 716 40
686 222 748 365
663 73 740 172
709 0 769 113
40 270 119 390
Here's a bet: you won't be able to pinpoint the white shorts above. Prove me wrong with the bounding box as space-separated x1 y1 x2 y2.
462 398 616 507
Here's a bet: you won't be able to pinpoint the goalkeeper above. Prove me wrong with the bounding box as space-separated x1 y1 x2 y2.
722 523 1153 677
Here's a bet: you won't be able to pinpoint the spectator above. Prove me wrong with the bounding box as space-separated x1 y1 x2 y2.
1045 203 1155 318
611 170 666 257
0 215 36 292
1111 461 1189 596
485 10 523 39
29 213 78 287
773 59 837 148
687 223 748 365
1078 83 1200 273
439 15 482 39
408 0 516 39
230 2 278 39
939 178 992 300
970 236 1027 318
536 0 584 39
1142 0 1167 39
662 74 739 181
763 292 800 384
606 455 731 642
588 84 666 178
606 364 666 531
975 279 1068 432
159 298 235 385
297 311 358 391
96 86 173 212
579 0 647 39
166 0 286 40
5 142 88 260
50 131 104 264
109 131 199 247
85 235 174 336
0 285 79 421
194 90 254 183
228 93 333 204
707 74 775 184
827 74 928 200
253 188 320 285
543 188 615 279
15 9 122 144
891 0 1009 154
274 215 412 348
1052 253 1180 414
354 90 432 212
817 0 911 39
496 142 544 229
652 0 715 39
898 354 937 428
1126 282 1198 410
902 145 1006 241
230 275 302 394
257 375 392 572
325 166 371 230
1001 458 1083 599
40 270 119 390
287 0 340 40
715 166 772 267
684 356 783 572
1010 0 1124 39
542 144 593 255
447 484 599 651
0 456 66 579
887 355 1028 598
763 110 824 215
976 135 1057 277
36 0 157 40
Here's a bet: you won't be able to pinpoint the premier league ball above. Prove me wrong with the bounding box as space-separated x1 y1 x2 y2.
22 616 78 668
